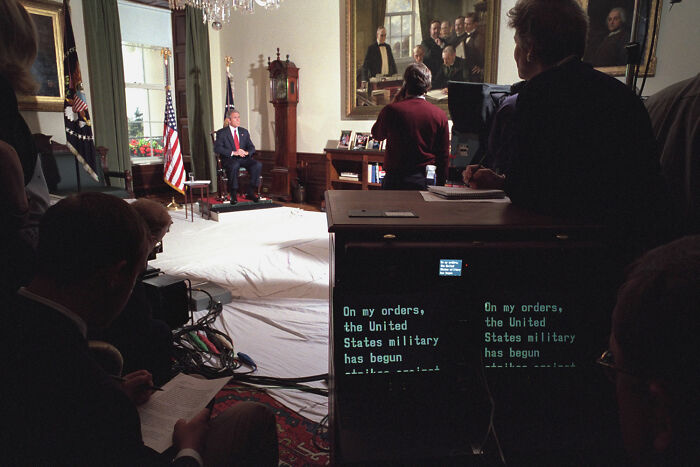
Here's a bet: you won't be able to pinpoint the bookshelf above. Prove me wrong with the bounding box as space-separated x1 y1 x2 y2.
324 148 385 191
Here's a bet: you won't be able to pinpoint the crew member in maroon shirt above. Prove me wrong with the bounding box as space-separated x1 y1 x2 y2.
371 63 449 190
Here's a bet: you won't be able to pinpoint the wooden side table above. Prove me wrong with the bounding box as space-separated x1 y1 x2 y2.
183 180 211 221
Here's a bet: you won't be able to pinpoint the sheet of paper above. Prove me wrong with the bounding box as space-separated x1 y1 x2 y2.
137 373 230 453
426 89 448 101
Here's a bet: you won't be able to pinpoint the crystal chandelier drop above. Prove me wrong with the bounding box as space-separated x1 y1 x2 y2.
169 0 284 29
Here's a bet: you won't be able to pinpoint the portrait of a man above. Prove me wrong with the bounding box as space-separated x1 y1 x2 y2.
583 1 634 68
29 13 61 97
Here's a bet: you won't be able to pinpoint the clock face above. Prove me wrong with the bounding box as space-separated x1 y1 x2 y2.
275 78 287 100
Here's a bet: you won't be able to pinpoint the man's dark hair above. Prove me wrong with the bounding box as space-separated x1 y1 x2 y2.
403 62 431 96
36 192 149 285
465 12 478 22
507 0 588 66
613 235 700 456
430 19 440 27
225 109 239 119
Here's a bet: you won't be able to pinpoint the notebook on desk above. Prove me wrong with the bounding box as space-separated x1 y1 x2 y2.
427 185 506 200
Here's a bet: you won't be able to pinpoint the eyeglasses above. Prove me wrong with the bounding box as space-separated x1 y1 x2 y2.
596 349 642 382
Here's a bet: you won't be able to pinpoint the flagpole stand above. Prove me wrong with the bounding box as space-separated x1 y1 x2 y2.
167 196 182 210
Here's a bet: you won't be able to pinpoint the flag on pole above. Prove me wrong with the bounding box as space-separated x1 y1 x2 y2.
225 70 235 116
63 0 98 181
224 56 235 120
163 86 185 194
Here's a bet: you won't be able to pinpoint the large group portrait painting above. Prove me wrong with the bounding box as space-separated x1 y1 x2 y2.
346 0 660 119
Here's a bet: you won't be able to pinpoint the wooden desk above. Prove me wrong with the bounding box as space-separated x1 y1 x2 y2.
326 190 601 240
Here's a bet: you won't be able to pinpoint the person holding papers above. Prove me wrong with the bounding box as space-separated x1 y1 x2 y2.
4 192 278 466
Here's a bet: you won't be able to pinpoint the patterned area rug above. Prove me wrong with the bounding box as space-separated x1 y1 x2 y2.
212 384 330 466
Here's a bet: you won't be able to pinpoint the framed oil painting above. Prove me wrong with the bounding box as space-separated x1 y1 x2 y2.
581 0 660 77
345 0 501 119
18 1 65 112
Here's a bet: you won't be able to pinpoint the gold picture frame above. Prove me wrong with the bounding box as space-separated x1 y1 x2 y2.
345 0 501 120
18 1 65 112
580 0 660 77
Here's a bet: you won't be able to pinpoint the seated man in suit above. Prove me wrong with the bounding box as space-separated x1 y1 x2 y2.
412 44 426 65
214 109 262 203
3 192 278 465
432 46 470 90
362 26 398 79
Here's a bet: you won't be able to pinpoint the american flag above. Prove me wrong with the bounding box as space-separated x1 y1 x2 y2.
225 70 235 116
163 87 185 193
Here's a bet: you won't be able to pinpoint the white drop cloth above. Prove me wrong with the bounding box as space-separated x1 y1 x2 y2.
151 207 330 422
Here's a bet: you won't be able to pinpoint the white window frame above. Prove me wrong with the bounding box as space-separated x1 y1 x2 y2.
384 0 420 70
123 41 170 164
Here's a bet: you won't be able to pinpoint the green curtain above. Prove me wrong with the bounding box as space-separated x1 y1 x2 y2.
371 0 387 32
185 6 216 187
82 0 130 186
418 0 434 42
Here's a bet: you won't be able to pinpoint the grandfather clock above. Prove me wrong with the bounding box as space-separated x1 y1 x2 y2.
268 49 299 200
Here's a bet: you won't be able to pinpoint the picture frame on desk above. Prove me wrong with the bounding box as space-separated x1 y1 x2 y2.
366 137 382 151
352 132 371 150
338 130 354 149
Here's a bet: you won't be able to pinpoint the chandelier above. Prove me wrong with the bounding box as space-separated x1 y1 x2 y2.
168 0 284 29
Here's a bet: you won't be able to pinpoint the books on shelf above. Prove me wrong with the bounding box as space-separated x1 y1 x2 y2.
366 162 385 184
339 171 359 181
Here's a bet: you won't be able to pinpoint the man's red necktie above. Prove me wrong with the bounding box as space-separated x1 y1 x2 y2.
234 129 240 151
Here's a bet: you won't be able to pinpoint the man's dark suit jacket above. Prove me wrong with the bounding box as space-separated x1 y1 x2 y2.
362 42 398 78
420 37 444 79
214 125 256 159
451 33 484 82
4 293 196 466
432 56 470 89
503 59 674 254
214 125 261 192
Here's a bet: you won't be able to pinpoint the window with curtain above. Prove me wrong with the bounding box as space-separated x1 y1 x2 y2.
118 0 174 163
384 0 420 60
123 43 168 160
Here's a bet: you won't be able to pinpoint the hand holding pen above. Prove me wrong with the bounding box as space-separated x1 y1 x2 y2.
463 164 483 187
463 164 505 189
112 370 163 406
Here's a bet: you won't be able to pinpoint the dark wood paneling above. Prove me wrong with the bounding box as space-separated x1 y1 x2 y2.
298 152 327 206
132 164 170 197
253 150 325 206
